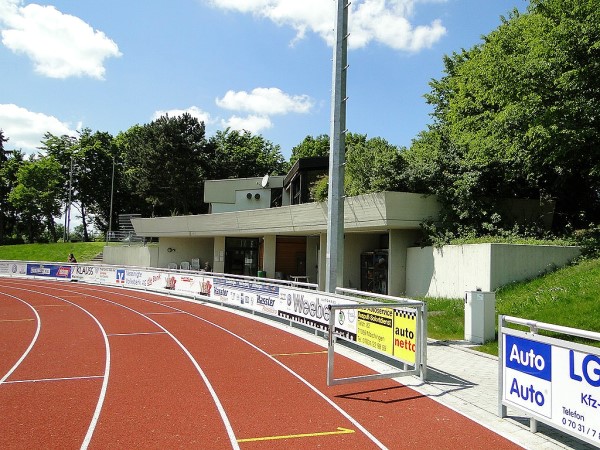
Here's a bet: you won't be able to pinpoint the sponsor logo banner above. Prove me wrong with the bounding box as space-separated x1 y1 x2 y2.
503 332 600 444
27 264 71 279
71 265 99 281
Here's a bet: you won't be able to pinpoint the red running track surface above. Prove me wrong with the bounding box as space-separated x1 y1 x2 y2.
0 278 522 449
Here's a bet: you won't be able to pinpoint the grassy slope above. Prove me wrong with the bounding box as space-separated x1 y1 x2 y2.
0 242 105 263
425 258 600 354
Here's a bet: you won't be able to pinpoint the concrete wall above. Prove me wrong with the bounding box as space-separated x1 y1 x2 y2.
157 237 214 269
406 244 581 298
103 245 159 268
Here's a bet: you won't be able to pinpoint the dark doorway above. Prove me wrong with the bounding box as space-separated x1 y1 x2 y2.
225 237 259 276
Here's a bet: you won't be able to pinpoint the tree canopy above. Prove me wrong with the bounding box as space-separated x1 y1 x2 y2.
403 0 600 239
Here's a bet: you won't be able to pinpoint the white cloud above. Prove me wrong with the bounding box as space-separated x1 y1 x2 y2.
216 87 313 115
0 0 121 79
221 115 273 134
152 106 215 125
0 103 76 154
206 0 446 52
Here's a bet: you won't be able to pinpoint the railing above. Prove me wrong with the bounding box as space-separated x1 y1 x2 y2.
498 315 600 447
106 230 145 243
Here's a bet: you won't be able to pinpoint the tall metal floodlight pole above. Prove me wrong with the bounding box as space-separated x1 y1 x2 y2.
326 0 349 293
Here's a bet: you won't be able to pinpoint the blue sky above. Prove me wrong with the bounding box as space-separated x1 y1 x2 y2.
1 0 526 160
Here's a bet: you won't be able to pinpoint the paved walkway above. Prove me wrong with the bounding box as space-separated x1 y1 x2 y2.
392 340 596 450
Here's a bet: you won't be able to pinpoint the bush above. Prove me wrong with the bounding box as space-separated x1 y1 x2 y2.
573 226 600 259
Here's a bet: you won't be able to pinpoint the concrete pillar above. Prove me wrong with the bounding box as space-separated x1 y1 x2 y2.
388 229 421 296
262 235 276 278
306 236 320 284
213 236 225 273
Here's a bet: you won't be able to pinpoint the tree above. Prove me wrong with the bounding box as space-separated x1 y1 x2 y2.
289 134 330 166
118 113 212 217
9 156 64 242
298 133 407 201
405 0 600 238
0 150 24 244
74 129 118 239
208 129 287 179
345 135 406 196
0 130 11 243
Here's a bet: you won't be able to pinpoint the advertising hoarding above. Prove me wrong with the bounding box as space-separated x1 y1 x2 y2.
501 330 600 446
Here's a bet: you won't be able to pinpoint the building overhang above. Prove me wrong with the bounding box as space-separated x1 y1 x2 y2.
132 192 441 238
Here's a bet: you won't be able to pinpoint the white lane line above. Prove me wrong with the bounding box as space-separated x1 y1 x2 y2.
94 298 241 450
4 375 104 384
167 307 389 450
0 285 110 450
0 294 41 385
95 290 388 450
143 311 185 315
12 283 241 450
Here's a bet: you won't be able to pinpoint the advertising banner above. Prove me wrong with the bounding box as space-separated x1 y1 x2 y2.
357 307 394 355
71 265 100 282
124 269 165 289
0 262 27 276
393 308 418 364
211 277 279 313
502 332 600 446
167 273 213 297
26 263 71 279
278 288 358 340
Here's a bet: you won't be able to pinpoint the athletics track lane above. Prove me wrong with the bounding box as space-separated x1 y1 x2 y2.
0 279 522 449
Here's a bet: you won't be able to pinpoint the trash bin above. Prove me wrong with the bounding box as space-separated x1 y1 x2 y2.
464 291 496 344
257 270 266 278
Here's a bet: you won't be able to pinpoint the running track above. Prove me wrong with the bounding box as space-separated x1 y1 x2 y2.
0 278 521 449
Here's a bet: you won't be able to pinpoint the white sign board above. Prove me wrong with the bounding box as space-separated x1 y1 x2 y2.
502 331 600 446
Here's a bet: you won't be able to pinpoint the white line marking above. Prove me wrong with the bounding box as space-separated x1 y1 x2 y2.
170 308 388 450
143 311 185 315
100 301 241 450
11 282 241 450
0 295 41 385
0 285 111 450
4 375 104 384
9 281 382 449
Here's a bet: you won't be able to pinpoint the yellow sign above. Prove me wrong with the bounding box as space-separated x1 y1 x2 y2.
356 308 394 355
393 308 417 364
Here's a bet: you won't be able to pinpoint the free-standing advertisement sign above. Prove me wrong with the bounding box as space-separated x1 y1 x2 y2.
501 330 600 446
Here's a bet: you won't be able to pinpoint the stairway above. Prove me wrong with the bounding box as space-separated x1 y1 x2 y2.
89 252 103 264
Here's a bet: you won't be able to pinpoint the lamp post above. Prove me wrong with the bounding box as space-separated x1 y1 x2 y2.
66 155 73 242
107 157 115 243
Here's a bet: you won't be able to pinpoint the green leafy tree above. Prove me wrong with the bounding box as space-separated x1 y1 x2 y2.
405 0 600 239
289 134 330 166
0 130 11 243
303 133 407 201
9 156 64 242
0 150 25 243
208 128 287 179
345 135 406 196
74 129 118 238
118 113 212 217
